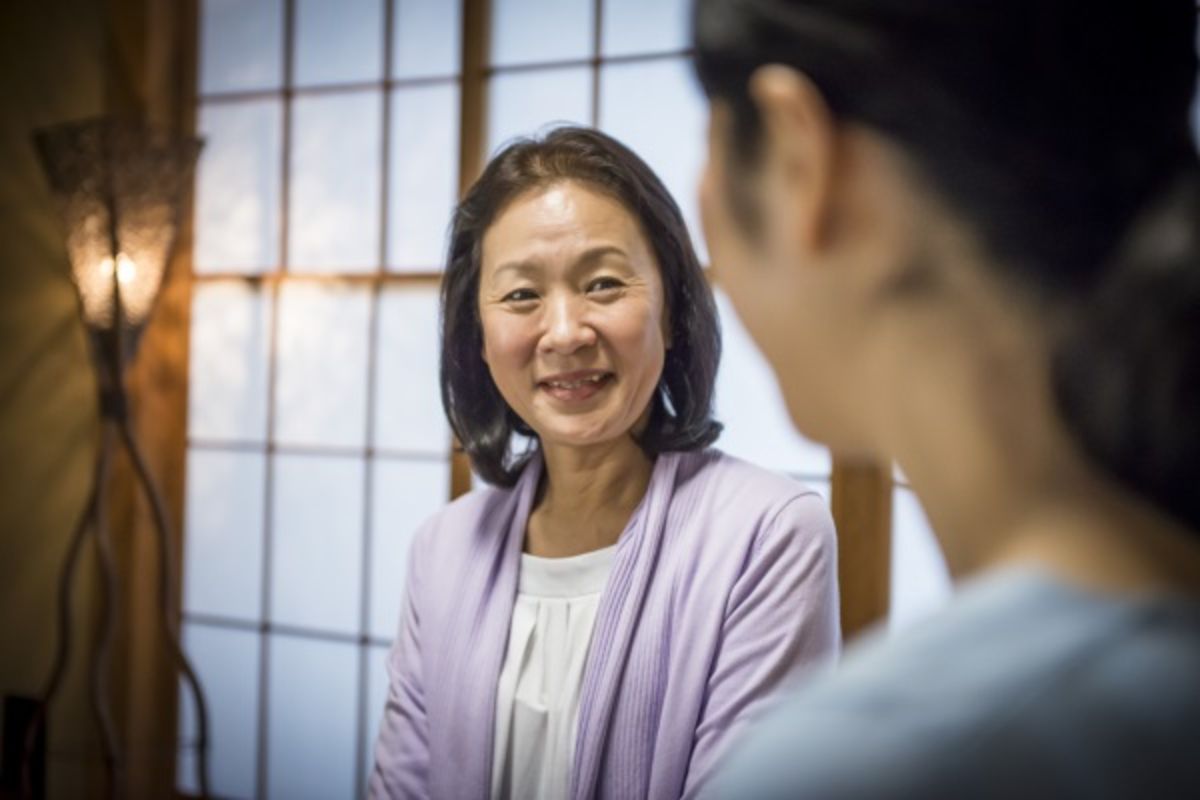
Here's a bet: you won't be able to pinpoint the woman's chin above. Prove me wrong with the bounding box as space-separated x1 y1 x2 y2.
535 423 627 452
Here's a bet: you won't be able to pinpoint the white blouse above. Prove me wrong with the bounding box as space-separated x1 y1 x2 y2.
490 545 618 800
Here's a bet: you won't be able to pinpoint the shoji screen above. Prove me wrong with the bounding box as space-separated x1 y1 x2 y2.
181 1 460 796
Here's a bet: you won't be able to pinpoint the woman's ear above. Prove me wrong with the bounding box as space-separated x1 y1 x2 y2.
747 64 837 256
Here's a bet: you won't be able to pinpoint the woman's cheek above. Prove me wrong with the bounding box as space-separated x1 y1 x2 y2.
483 316 535 367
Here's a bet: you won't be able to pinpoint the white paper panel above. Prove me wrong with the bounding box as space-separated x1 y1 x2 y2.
388 84 460 271
373 286 448 455
362 644 392 779
271 454 366 634
266 635 359 800
294 0 383 87
601 0 689 57
890 488 952 632
274 282 371 448
194 100 282 273
487 67 592 157
713 289 831 477
490 0 593 67
394 0 463 79
177 623 260 799
183 449 266 621
199 0 284 94
289 92 382 271
189 281 271 442
599 58 707 259
369 459 449 639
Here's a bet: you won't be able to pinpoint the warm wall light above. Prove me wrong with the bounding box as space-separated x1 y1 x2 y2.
24 117 211 798
36 117 196 344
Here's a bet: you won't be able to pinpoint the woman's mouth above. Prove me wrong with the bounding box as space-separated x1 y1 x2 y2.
538 371 614 403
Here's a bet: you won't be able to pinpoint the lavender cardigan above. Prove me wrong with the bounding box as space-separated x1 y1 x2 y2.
369 448 840 800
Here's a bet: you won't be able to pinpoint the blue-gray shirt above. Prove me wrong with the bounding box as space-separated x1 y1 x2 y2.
717 569 1200 799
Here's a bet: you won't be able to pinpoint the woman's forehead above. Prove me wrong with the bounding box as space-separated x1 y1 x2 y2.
481 182 654 273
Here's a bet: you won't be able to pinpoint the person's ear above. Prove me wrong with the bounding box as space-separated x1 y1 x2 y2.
747 65 837 256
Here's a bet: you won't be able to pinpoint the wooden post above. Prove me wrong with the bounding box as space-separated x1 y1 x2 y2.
105 0 200 796
450 0 491 500
830 459 893 638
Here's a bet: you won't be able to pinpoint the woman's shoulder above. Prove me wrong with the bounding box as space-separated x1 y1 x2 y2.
673 447 828 518
716 571 1200 798
409 480 522 561
664 448 834 551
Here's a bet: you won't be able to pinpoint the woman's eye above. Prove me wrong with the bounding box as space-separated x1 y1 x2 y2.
502 288 538 303
587 277 624 294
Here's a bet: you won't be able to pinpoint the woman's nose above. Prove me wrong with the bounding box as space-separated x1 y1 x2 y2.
540 294 596 354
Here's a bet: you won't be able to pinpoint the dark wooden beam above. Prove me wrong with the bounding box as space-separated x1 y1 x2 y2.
105 0 200 796
830 459 893 638
451 0 491 501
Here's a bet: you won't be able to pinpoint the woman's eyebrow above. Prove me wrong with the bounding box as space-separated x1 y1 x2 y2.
488 260 541 283
488 245 632 286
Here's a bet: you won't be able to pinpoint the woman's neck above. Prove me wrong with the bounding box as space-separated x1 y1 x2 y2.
880 271 1200 595
525 437 655 558
900 407 1200 595
988 481 1200 596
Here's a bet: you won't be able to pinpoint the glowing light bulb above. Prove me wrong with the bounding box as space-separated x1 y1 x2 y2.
97 253 138 285
116 253 137 284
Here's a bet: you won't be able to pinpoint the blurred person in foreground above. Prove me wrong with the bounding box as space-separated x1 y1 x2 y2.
694 0 1200 796
369 127 839 799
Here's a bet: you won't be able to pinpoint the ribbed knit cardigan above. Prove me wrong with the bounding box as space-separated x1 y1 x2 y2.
369 448 841 799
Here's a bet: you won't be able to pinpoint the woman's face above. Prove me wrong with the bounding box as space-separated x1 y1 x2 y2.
699 100 852 448
479 180 668 452
700 86 926 456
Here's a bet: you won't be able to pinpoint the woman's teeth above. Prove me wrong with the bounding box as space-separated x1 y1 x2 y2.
545 374 608 389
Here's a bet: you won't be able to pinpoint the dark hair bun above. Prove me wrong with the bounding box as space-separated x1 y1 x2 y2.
1052 165 1200 531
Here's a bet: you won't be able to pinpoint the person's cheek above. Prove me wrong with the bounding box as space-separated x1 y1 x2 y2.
699 163 723 258
482 319 526 390
700 176 727 282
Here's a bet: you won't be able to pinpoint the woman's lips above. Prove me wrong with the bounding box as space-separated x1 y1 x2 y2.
537 371 614 403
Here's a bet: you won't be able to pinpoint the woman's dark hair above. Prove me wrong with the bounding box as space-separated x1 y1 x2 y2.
694 0 1200 532
441 126 722 487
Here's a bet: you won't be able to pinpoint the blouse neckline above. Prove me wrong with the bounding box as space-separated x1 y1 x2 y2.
519 545 619 598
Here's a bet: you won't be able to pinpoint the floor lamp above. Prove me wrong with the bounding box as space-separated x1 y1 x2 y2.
22 117 210 799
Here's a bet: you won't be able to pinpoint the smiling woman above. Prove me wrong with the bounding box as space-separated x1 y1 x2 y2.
368 127 841 799
479 184 669 475
442 127 722 489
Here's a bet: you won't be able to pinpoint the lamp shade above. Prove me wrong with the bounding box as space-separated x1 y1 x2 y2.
35 117 202 345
